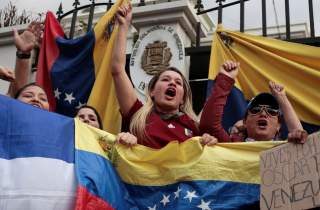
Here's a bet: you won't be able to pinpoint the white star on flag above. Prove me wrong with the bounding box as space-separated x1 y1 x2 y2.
174 187 182 199
54 88 61 100
64 92 75 104
184 190 198 203
75 101 86 109
160 194 170 206
197 199 211 210
148 204 157 210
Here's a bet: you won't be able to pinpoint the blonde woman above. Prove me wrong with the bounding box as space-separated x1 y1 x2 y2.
111 4 216 149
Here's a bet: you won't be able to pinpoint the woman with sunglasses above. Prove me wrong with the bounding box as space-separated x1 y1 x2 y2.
200 60 306 143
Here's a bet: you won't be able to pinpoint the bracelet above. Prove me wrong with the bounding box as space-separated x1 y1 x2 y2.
16 51 31 59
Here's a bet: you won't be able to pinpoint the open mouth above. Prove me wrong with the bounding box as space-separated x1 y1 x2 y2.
165 88 176 97
31 103 41 108
257 119 268 128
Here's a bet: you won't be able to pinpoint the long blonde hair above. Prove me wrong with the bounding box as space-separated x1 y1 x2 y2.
129 67 198 143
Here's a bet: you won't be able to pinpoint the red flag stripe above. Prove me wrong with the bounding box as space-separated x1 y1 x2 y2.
36 11 65 111
74 186 115 210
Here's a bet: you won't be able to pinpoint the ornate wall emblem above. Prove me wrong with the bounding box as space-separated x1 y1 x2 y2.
141 41 172 75
129 25 185 98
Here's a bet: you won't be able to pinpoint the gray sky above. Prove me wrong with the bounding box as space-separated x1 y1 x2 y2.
203 0 320 35
1 0 319 35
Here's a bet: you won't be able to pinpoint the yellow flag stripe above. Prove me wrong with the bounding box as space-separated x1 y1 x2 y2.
114 138 283 186
87 0 128 133
75 118 115 159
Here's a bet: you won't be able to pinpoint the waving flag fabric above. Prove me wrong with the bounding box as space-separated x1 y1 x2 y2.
36 0 126 133
0 95 136 210
208 25 320 135
74 119 137 210
1 95 285 210
114 139 282 210
0 95 76 210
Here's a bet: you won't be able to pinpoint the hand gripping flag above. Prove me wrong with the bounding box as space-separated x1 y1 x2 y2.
0 95 136 210
1 95 287 210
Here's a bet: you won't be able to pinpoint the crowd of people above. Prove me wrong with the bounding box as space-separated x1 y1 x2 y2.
0 3 310 150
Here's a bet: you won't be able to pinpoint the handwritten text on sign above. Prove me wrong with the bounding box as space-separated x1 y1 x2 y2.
260 132 320 210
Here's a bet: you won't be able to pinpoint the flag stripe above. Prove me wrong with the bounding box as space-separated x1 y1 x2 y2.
74 186 115 210
125 180 260 210
51 32 96 117
0 157 76 210
36 12 65 111
114 139 283 186
75 150 136 210
0 95 74 163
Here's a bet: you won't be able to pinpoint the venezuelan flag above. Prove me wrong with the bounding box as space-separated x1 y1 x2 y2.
113 138 282 210
0 95 136 210
207 25 320 135
1 94 287 209
36 0 126 134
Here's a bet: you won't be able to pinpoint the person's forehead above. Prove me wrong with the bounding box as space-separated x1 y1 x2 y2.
160 71 182 79
255 104 272 107
79 108 96 116
22 86 45 94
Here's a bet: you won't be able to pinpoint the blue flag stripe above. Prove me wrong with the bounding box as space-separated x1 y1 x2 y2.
75 150 138 210
51 30 96 117
0 95 75 163
125 180 260 210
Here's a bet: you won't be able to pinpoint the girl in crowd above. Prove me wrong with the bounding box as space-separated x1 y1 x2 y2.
14 82 50 111
75 105 137 146
75 105 103 129
111 4 217 149
200 61 307 143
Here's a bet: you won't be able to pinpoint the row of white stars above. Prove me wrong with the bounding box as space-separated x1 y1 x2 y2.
147 187 212 210
54 88 85 108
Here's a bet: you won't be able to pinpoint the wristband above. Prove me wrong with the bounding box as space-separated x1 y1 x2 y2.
16 51 31 59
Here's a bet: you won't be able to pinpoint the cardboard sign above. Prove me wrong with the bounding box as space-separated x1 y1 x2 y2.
260 132 320 210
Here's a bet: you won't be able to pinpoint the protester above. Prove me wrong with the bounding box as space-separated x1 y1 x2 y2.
111 3 217 149
228 119 246 141
14 82 50 111
75 105 103 129
7 22 43 97
200 60 307 143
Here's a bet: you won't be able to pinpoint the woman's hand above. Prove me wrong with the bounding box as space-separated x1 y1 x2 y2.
288 129 308 144
219 60 240 79
269 81 286 100
200 133 218 146
115 3 132 27
0 66 15 82
116 132 138 147
13 22 43 53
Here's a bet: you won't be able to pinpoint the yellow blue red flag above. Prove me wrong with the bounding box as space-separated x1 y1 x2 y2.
36 0 126 134
0 95 285 210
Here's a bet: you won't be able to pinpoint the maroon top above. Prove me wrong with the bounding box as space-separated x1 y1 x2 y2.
122 100 200 149
199 73 243 142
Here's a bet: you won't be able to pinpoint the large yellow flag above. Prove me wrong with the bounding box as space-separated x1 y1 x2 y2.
88 0 129 134
209 25 320 126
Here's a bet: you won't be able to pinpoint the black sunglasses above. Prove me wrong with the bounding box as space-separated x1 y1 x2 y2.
248 105 280 117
